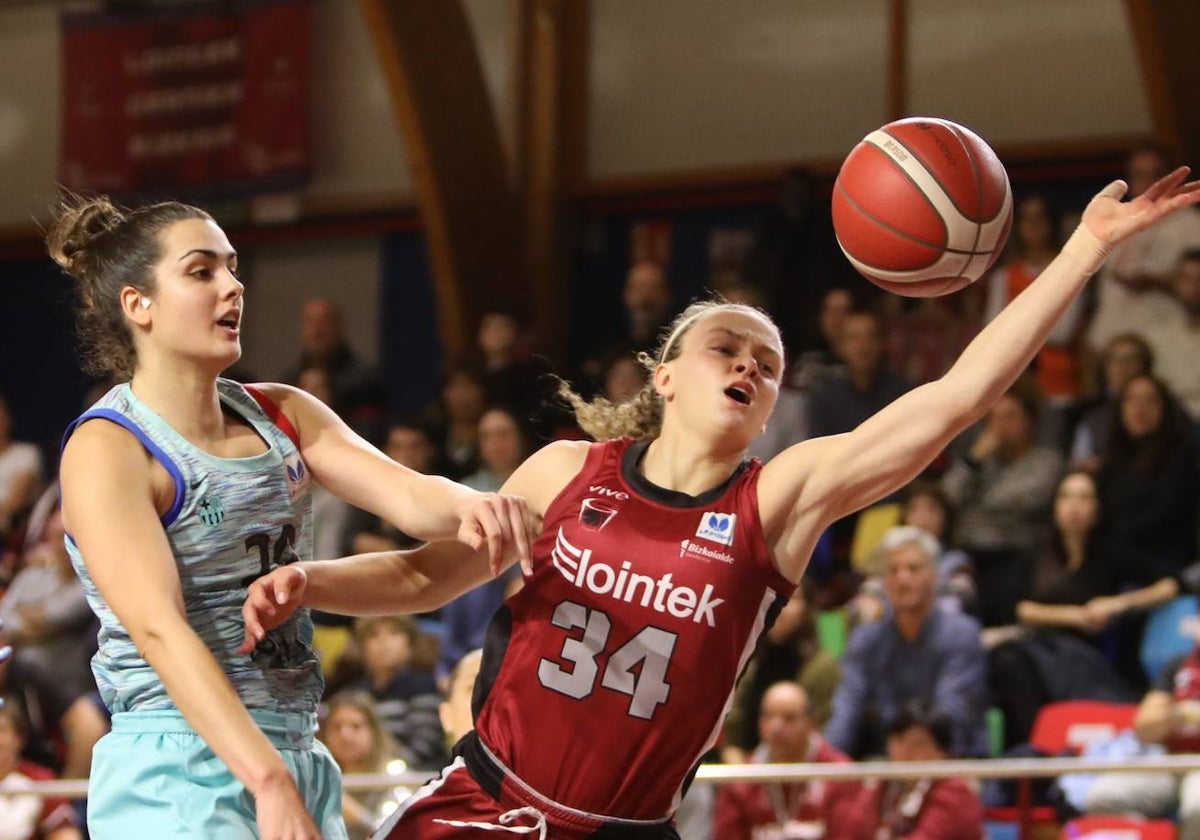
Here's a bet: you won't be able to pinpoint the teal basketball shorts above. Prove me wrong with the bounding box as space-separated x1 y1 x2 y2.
87 709 347 839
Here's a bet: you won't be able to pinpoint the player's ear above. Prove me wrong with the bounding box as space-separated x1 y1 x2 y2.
653 363 673 400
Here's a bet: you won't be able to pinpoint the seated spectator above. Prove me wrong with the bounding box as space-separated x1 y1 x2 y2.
716 682 858 840
285 297 386 443
807 309 912 440
1085 644 1200 837
789 287 853 393
1087 143 1200 357
0 697 82 840
824 527 990 759
1096 373 1199 580
475 310 552 433
349 616 446 771
321 690 404 840
0 502 107 779
986 470 1153 748
1153 248 1200 420
831 700 984 840
297 366 357 562
437 408 527 681
849 480 976 626
941 378 1063 627
984 195 1087 427
348 416 443 556
427 364 487 479
1069 332 1155 473
723 582 840 762
0 393 44 543
439 649 483 747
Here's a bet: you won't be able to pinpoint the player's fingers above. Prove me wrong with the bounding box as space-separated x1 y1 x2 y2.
506 496 534 574
239 599 266 654
1143 166 1190 201
274 567 304 606
474 501 507 576
1097 179 1128 202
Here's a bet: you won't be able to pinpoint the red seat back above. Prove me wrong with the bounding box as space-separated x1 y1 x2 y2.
1029 701 1138 755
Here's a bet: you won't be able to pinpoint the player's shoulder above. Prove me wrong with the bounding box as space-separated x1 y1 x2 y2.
524 438 592 474
504 439 591 514
62 414 151 471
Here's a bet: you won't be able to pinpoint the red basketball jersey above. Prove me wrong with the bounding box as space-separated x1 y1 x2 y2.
473 437 796 820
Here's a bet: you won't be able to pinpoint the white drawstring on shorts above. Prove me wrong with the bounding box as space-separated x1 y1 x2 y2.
433 806 548 838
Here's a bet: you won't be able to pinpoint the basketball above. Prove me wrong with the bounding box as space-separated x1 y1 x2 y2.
832 117 1013 297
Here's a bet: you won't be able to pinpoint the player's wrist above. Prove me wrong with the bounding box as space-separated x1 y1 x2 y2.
1062 225 1112 276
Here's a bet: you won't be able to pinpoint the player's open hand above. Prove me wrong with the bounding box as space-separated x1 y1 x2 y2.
1083 166 1200 246
239 565 308 655
454 492 537 577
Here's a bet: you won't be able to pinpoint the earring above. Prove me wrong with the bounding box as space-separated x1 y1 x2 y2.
140 297 152 309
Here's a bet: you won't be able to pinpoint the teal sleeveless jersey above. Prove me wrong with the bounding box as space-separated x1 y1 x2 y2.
64 379 323 716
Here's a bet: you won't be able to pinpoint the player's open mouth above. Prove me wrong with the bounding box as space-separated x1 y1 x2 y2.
724 386 751 405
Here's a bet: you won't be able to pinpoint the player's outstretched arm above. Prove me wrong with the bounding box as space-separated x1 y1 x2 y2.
761 168 1200 578
240 439 588 652
249 383 536 572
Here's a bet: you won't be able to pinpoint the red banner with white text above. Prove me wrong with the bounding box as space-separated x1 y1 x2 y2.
60 0 311 199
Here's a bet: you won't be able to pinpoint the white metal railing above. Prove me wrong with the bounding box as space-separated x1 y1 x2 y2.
7 754 1200 801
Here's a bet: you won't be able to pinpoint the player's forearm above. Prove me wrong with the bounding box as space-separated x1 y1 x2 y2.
138 616 290 795
941 227 1108 418
299 540 489 616
383 473 479 543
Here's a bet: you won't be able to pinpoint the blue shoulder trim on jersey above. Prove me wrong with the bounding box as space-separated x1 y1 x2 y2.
62 408 187 527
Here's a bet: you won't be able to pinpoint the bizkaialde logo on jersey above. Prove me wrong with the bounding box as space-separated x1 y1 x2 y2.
695 511 736 546
679 539 735 564
551 528 724 626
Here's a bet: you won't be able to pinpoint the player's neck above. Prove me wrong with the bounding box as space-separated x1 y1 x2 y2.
129 361 224 443
640 435 743 497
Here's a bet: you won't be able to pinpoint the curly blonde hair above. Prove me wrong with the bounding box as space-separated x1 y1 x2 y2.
557 298 782 441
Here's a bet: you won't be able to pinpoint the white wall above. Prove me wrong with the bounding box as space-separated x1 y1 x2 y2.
909 0 1150 145
586 0 1150 177
588 0 890 176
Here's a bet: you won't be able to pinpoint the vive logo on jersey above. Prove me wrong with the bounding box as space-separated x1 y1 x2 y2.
198 496 226 527
587 484 629 500
551 527 724 626
283 454 310 500
695 511 737 546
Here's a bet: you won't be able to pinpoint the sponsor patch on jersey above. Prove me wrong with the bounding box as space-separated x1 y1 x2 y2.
695 511 736 546
678 538 735 564
283 454 310 500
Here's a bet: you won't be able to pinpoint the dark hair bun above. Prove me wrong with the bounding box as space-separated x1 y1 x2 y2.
46 196 127 276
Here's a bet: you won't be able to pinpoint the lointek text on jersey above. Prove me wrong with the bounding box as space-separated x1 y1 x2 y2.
551 528 724 626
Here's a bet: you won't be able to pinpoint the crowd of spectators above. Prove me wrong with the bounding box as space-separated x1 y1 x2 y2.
2 142 1200 839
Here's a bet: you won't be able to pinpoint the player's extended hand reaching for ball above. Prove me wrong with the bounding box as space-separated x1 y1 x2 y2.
1082 167 1200 247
